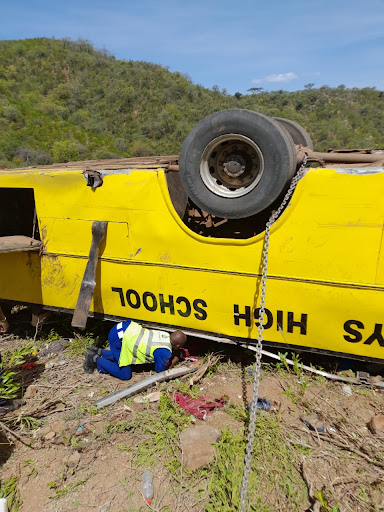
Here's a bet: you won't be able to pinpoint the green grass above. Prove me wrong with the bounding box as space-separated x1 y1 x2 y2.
0 342 34 400
107 393 190 471
104 388 307 511
65 334 99 358
205 416 307 511
225 403 248 423
0 477 21 512
48 475 91 500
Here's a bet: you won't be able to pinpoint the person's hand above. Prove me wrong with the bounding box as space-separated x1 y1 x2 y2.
0 318 9 334
167 355 180 370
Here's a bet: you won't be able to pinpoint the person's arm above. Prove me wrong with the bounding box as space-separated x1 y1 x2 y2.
0 306 9 334
153 348 173 372
166 354 180 370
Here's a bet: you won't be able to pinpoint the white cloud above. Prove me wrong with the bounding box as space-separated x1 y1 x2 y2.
252 72 298 84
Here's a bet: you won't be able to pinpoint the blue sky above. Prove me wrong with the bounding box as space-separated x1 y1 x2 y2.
1 0 384 94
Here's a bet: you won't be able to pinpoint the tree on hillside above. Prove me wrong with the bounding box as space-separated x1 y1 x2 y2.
52 140 79 163
0 38 383 168
247 87 264 93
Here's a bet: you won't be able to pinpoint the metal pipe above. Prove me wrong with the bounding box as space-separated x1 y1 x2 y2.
94 365 197 408
302 147 384 164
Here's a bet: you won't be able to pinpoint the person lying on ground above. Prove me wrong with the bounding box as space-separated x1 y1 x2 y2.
83 319 187 380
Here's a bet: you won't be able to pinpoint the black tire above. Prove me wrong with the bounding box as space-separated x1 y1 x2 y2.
179 109 296 219
273 117 313 149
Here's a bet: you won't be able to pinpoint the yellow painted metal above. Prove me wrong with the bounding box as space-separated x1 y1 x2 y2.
0 166 383 360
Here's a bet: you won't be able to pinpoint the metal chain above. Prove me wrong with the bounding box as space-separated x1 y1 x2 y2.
239 156 308 512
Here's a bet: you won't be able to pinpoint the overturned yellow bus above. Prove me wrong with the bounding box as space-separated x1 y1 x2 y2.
0 110 383 361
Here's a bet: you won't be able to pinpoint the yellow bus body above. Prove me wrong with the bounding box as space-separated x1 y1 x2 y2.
0 166 383 360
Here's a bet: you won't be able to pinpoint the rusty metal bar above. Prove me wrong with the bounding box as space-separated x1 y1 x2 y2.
71 220 108 329
297 146 384 165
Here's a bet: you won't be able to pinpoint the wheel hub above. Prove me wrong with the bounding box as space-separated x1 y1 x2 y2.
200 134 264 198
222 154 246 177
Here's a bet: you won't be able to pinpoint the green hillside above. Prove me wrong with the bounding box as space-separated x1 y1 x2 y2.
0 38 383 168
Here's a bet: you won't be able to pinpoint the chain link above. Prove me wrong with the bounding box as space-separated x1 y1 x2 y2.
239 156 308 512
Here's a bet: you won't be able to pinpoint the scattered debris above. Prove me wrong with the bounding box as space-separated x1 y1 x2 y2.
180 425 221 471
19 362 36 370
133 391 161 404
357 371 370 384
173 393 228 420
301 413 325 433
0 498 8 512
45 357 67 369
244 346 364 384
188 354 221 387
248 398 271 412
142 470 154 505
342 385 353 397
180 347 200 362
38 338 73 358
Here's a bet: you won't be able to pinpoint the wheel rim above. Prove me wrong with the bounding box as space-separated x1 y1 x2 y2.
200 134 264 198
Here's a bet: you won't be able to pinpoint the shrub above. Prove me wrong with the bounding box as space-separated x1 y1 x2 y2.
51 140 79 163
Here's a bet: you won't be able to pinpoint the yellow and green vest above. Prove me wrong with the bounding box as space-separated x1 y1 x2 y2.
119 321 172 367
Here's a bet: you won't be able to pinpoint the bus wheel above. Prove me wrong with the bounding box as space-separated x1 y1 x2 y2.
273 117 313 149
179 109 297 219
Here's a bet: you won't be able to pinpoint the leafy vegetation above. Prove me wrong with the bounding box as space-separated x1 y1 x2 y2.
205 418 307 511
47 475 91 500
1 38 383 168
0 476 21 511
0 342 34 400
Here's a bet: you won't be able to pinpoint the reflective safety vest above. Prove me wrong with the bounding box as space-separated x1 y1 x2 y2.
119 321 172 367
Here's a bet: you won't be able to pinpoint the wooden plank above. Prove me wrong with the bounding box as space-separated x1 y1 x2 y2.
0 236 41 254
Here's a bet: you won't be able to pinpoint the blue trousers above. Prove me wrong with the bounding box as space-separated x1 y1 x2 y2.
96 321 132 380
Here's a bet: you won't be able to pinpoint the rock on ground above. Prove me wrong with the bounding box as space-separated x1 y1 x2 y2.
180 425 221 471
369 415 384 434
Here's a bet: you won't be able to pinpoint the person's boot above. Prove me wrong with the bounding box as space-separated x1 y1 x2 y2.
89 346 102 356
83 350 99 374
